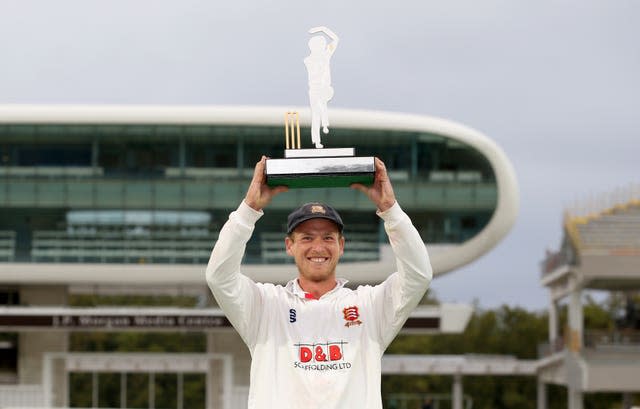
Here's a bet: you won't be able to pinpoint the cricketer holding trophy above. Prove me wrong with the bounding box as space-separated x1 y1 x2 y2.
206 28 432 409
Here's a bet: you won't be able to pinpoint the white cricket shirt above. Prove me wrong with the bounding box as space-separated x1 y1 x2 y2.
206 201 432 409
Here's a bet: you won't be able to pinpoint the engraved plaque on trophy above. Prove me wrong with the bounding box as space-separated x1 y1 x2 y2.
265 27 375 189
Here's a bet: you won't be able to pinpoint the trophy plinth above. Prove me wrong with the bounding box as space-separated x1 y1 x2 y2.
266 152 374 189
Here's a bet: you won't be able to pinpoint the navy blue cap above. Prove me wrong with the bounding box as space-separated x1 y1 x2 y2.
287 202 344 234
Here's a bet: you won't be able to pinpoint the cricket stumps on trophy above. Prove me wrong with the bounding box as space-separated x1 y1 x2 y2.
265 111 375 189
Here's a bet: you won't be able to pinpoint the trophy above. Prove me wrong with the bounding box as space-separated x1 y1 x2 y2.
265 27 375 189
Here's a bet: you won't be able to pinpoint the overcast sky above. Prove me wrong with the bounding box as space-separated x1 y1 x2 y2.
1 0 638 310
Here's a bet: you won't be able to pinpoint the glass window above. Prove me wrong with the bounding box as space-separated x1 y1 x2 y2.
16 144 91 166
186 143 236 168
0 333 17 373
99 142 176 177
0 289 20 305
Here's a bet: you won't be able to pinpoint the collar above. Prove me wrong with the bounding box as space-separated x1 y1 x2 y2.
286 278 349 300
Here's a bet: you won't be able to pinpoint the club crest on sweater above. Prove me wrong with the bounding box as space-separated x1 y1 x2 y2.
342 305 363 328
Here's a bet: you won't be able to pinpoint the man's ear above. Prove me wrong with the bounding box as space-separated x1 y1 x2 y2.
285 236 294 256
339 235 345 256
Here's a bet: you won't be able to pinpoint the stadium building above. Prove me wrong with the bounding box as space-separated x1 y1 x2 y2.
0 105 518 408
540 190 640 409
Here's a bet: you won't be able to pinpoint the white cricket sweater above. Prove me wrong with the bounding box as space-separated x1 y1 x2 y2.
206 201 432 409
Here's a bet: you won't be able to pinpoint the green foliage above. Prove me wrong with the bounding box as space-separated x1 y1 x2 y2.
388 305 548 358
68 373 92 407
127 373 152 409
0 332 16 342
583 294 615 330
70 331 205 353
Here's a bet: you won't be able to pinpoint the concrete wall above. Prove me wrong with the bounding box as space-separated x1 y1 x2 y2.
584 350 640 391
207 331 251 387
581 254 640 279
18 285 68 406
538 359 568 385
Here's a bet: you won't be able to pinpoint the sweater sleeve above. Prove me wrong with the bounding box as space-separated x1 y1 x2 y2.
371 202 433 349
205 200 264 349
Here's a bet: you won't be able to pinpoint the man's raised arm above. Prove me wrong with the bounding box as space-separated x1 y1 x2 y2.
205 156 288 347
352 158 433 347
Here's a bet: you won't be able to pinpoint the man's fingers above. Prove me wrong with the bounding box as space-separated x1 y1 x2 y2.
252 156 266 182
350 183 367 194
272 186 289 195
374 158 389 180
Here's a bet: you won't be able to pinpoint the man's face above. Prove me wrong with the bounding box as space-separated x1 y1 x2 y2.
285 218 345 283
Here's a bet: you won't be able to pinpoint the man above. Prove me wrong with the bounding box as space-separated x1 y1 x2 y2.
206 156 432 409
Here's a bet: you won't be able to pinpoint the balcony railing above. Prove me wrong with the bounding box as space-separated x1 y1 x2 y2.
584 329 640 349
0 173 497 211
539 330 640 357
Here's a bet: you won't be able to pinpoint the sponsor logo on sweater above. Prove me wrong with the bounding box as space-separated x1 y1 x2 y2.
293 341 351 371
342 305 362 328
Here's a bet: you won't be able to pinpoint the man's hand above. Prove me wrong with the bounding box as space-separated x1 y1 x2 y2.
350 157 396 212
244 156 288 211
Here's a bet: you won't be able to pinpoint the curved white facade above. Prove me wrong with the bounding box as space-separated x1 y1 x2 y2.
0 105 519 285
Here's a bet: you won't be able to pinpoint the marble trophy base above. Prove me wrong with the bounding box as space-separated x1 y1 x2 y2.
265 148 375 188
